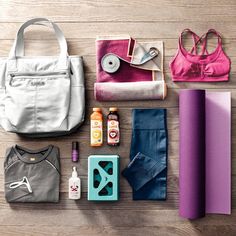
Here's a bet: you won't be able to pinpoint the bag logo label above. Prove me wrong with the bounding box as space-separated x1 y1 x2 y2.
30 81 45 86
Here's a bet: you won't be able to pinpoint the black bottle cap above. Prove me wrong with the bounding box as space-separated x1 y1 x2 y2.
72 141 79 150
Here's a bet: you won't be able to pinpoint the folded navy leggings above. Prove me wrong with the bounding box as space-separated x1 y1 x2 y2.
122 109 168 200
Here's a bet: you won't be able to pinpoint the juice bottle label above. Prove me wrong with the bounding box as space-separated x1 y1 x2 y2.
107 120 119 144
91 120 103 145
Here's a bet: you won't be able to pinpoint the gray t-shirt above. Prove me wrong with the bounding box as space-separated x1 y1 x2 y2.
4 145 60 203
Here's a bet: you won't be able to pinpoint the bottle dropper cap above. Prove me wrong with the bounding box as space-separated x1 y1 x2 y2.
72 141 79 162
72 166 78 178
72 141 79 150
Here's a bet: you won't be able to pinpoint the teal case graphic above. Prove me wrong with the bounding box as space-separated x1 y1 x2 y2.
88 155 119 201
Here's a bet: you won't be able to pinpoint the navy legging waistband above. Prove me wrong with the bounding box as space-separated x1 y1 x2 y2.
132 109 167 130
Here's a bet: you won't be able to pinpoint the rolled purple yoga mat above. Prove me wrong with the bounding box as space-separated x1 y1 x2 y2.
179 90 206 219
179 90 231 219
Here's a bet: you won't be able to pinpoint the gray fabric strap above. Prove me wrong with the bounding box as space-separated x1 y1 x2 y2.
9 18 68 67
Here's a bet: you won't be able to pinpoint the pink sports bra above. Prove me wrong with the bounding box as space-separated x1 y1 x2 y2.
170 29 231 82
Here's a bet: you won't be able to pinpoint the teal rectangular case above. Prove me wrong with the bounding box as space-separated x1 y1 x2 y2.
88 155 119 201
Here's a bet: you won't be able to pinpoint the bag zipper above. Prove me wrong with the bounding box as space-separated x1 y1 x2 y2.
9 71 68 78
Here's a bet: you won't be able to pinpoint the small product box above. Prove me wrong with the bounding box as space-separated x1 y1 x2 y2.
88 155 119 201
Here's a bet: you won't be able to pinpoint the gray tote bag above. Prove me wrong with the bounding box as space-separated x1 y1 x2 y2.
0 18 85 137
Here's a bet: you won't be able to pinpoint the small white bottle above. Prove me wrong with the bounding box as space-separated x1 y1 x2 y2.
69 167 81 200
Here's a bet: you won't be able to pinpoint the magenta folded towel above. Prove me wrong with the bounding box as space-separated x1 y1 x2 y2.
95 36 166 101
96 37 152 83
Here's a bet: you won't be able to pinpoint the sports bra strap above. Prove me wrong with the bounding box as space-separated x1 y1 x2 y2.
179 29 222 56
179 29 200 55
200 29 222 55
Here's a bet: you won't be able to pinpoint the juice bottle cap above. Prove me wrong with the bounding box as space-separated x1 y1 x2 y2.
109 107 118 112
93 107 102 112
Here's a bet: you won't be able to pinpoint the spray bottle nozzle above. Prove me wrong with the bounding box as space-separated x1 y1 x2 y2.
72 166 78 178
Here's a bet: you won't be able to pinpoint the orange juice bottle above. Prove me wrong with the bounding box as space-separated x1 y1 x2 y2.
90 108 103 146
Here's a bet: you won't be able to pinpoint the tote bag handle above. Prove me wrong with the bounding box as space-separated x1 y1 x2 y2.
9 18 68 68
